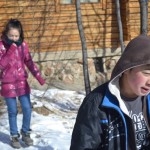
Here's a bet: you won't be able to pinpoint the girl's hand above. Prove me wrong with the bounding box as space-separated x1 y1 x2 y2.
12 43 17 47
36 74 45 85
39 78 45 85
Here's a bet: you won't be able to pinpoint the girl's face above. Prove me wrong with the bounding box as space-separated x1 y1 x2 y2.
7 28 20 42
120 65 150 98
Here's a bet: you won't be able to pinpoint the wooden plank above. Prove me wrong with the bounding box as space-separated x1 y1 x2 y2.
128 13 150 18
0 2 115 13
26 37 119 47
0 14 116 23
128 2 140 7
24 33 119 42
36 40 117 46
0 6 55 13
21 22 119 30
26 37 120 44
21 25 118 36
1 16 118 25
0 22 119 31
38 42 119 50
128 8 140 13
25 33 119 44
122 15 140 19
22 27 119 37
60 3 116 10
0 1 55 7
29 42 119 52
25 31 118 39
0 8 116 17
0 3 116 13
0 22 118 37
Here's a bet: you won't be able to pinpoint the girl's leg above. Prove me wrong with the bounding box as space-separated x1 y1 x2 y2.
19 94 32 133
5 97 18 136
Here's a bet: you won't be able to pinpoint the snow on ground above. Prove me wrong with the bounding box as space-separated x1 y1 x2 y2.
0 88 85 150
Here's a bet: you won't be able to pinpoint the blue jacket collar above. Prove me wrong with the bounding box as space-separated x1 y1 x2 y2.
102 88 150 118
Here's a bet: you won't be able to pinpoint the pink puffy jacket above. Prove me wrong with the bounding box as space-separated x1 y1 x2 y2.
0 41 45 97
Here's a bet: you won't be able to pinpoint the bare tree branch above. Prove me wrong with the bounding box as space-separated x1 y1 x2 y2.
139 0 149 35
115 0 125 52
75 0 91 95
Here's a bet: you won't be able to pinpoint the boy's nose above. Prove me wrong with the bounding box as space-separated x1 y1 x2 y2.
147 79 150 87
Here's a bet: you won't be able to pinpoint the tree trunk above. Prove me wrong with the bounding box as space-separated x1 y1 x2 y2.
115 0 125 52
75 0 91 95
139 0 149 35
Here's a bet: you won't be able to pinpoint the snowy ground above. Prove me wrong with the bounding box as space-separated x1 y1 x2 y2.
0 88 85 150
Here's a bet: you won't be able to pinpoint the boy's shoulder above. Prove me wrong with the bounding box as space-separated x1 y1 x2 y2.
83 82 109 105
78 82 109 116
92 81 109 94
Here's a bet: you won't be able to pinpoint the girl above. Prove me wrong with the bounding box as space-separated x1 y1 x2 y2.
0 19 45 149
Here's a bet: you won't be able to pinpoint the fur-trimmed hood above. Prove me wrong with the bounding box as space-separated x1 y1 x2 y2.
111 35 150 81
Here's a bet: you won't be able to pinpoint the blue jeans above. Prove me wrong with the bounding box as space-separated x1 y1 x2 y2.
5 94 32 136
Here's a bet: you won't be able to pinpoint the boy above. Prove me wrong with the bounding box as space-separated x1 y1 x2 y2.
70 35 150 150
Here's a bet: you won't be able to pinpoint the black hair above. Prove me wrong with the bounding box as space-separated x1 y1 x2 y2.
2 19 24 41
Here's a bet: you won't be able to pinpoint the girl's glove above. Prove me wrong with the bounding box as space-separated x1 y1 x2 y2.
36 75 45 85
39 78 45 85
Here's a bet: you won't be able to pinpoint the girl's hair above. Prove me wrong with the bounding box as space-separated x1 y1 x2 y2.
2 19 24 41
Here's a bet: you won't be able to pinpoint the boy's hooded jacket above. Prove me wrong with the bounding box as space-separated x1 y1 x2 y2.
70 35 150 150
0 40 45 97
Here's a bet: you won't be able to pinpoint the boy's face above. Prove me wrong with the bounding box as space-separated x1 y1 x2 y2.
122 65 150 98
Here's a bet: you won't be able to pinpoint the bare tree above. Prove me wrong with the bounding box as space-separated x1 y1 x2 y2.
75 0 91 95
139 0 149 35
115 0 125 52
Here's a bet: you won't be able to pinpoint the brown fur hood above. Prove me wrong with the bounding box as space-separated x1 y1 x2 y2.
111 35 150 81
